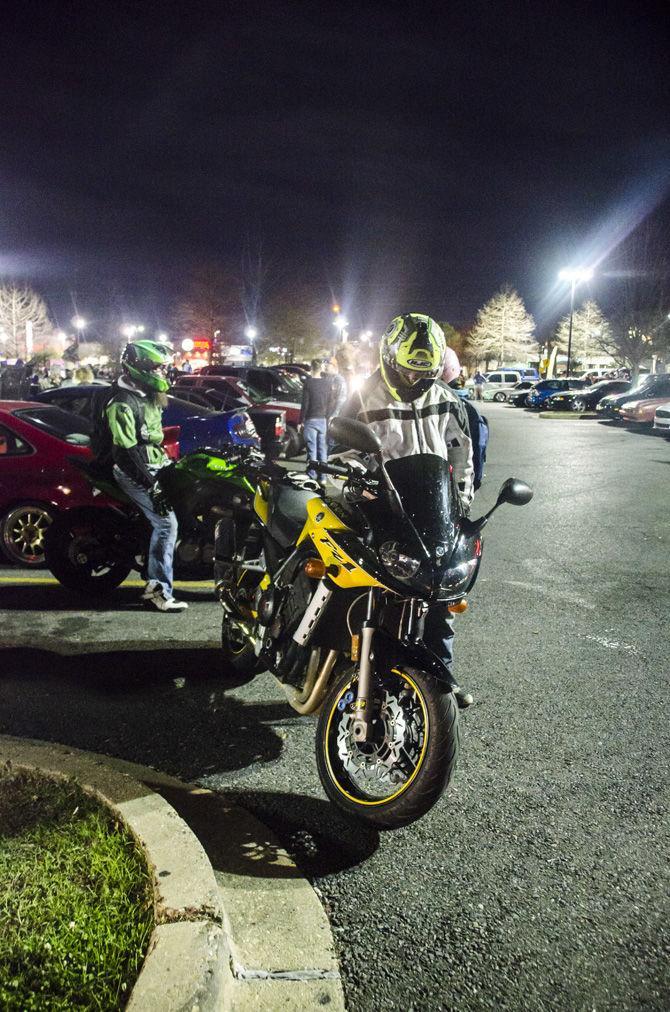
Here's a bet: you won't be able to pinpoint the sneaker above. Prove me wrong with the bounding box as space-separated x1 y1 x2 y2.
147 591 188 613
141 580 161 601
453 685 474 709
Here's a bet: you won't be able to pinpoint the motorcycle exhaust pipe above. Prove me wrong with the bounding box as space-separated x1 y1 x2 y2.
284 649 338 715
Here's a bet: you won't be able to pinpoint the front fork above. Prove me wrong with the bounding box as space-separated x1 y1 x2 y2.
352 591 428 743
352 588 378 743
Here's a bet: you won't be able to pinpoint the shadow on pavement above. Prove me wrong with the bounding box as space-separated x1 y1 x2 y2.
154 784 379 880
0 584 212 612
217 789 380 878
0 647 285 778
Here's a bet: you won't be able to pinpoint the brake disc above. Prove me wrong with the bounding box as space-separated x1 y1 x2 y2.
336 686 423 797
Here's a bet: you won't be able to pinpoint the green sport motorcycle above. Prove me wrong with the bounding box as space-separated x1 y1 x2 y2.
44 449 255 595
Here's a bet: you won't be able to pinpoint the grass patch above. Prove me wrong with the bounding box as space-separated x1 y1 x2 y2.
0 769 154 1010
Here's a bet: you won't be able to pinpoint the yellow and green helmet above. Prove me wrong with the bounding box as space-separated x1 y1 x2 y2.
121 339 173 393
379 313 447 401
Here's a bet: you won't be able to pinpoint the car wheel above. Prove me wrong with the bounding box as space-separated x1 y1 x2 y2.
1 502 54 567
572 398 585 412
284 425 303 459
493 391 506 402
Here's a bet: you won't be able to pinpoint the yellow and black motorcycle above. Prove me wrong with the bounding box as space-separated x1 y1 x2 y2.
216 417 533 830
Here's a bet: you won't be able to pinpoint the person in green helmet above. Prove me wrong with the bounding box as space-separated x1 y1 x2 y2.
105 340 187 613
340 313 474 707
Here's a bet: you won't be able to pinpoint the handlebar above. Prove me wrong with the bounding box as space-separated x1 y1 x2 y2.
309 460 379 489
309 460 349 478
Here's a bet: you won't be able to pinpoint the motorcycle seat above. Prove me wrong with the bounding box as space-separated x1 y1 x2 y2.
267 484 316 547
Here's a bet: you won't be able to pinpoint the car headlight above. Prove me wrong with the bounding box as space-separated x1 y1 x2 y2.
380 540 421 580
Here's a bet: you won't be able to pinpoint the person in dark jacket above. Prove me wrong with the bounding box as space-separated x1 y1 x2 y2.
300 359 334 479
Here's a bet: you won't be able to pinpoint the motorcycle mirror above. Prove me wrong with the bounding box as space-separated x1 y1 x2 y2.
329 416 382 456
496 477 533 507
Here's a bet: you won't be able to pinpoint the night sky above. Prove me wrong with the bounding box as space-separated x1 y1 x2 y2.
0 0 668 336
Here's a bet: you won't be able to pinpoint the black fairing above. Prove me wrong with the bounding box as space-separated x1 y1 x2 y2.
360 454 478 599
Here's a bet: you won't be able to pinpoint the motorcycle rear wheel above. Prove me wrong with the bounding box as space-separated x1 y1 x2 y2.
221 613 264 677
316 664 459 830
44 512 132 596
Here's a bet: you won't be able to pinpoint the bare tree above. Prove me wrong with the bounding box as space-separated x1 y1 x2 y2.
554 300 612 363
171 265 243 362
260 285 329 363
0 283 53 359
468 287 537 368
596 224 670 380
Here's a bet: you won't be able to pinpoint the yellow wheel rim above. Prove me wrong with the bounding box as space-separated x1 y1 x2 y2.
323 668 429 807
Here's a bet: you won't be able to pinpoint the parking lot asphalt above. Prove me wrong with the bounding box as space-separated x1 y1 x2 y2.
1 403 669 1010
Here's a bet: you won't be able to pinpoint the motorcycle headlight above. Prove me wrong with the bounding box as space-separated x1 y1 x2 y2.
441 558 479 593
380 540 421 580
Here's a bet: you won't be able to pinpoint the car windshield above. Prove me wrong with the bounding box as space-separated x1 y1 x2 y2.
235 379 272 404
167 396 216 419
14 406 92 440
273 371 304 396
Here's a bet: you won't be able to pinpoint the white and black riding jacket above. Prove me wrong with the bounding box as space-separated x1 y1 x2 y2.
341 370 475 507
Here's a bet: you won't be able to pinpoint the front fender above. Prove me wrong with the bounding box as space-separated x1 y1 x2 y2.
373 628 456 689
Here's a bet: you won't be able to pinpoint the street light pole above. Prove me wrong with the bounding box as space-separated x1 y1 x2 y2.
558 267 593 377
566 277 576 378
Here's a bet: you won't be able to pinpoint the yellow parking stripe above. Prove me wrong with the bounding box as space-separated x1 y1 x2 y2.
0 576 214 588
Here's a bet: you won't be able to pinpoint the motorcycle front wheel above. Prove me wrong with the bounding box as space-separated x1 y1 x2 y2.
316 665 459 830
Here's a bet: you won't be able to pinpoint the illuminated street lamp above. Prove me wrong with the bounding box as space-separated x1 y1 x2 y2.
558 268 594 375
333 314 349 343
244 325 258 363
120 324 145 339
71 316 87 347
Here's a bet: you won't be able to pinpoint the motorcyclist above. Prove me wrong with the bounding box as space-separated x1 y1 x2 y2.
340 313 474 707
105 340 187 613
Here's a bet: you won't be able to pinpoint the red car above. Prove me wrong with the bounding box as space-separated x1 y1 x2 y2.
0 401 179 567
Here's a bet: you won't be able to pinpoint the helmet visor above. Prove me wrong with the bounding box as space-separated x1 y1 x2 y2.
395 363 441 386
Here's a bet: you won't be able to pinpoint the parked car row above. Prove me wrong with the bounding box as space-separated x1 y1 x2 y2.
496 371 670 435
174 368 302 456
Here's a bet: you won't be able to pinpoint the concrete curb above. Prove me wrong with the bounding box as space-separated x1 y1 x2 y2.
0 736 345 1011
538 410 598 419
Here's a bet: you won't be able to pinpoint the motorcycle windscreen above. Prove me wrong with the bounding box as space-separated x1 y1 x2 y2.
384 453 458 556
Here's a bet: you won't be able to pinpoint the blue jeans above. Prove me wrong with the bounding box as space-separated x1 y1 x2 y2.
113 465 178 597
423 606 455 680
304 417 328 479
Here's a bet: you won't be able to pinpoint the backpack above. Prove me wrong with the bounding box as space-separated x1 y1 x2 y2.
463 401 489 491
90 382 145 471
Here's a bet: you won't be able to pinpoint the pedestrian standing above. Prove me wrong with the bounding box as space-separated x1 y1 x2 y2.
473 369 486 401
300 359 333 480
